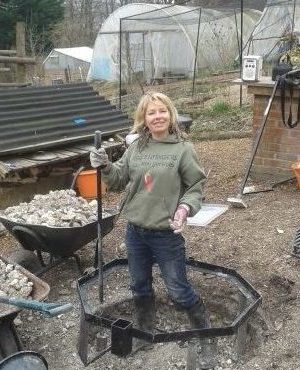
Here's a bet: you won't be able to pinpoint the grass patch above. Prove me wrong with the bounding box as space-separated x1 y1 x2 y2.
190 102 252 140
207 101 231 117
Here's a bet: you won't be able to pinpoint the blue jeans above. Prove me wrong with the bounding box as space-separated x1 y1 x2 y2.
125 223 199 309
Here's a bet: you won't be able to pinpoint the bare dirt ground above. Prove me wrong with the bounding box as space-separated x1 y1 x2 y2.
1 137 300 369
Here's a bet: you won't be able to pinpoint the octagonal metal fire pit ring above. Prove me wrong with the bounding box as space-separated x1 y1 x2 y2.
77 258 262 366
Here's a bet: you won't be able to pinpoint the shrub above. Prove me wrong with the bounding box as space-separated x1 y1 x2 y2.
209 101 231 116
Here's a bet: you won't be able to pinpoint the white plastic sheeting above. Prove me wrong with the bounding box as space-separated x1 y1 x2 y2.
245 0 300 61
43 47 93 64
88 3 261 82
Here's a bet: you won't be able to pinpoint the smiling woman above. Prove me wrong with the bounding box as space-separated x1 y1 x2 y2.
89 91 211 356
132 92 183 148
144 101 171 140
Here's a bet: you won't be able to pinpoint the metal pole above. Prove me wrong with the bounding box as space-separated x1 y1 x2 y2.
192 8 202 97
119 19 122 109
234 10 240 61
291 0 296 41
239 0 244 107
94 131 104 303
142 32 146 82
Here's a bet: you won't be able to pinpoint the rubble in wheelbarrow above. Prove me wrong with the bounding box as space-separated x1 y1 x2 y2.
0 259 33 299
1 189 110 228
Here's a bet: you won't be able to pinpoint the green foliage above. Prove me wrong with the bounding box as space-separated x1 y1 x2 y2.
0 0 64 52
0 3 15 50
207 100 231 117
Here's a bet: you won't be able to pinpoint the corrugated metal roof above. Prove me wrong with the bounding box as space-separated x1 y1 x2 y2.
43 47 93 64
0 83 130 156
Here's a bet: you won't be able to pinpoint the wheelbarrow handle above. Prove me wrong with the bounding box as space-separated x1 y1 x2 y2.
0 295 73 317
70 165 86 190
71 130 102 190
12 225 48 251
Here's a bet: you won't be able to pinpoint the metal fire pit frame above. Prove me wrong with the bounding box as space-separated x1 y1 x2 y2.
77 258 262 365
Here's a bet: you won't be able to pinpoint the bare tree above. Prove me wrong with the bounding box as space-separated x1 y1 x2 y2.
50 0 189 48
26 23 48 56
51 0 100 47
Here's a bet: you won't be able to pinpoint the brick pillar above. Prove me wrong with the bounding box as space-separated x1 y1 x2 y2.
247 79 300 181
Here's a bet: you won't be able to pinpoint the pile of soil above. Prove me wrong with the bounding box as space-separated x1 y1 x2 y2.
1 137 300 369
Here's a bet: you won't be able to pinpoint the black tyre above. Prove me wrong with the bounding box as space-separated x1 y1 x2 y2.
8 248 41 273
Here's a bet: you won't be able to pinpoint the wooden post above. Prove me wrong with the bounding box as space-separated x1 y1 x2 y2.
16 22 26 83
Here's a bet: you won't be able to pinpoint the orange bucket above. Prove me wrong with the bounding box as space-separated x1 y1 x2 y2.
75 170 107 199
291 162 300 189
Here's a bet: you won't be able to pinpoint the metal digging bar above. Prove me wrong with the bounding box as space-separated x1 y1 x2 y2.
77 258 262 366
227 78 280 208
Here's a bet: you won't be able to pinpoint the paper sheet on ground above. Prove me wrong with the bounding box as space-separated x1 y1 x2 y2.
187 203 229 227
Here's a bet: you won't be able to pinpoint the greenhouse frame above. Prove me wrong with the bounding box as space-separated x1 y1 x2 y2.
244 0 300 62
90 0 300 105
88 1 263 106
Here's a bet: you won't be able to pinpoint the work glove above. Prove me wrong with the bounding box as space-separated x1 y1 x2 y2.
169 204 190 234
89 148 109 169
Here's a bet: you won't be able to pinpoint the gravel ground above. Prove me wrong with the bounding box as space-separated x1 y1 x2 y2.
1 137 300 369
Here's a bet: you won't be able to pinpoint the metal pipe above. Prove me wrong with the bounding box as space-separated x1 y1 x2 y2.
192 8 202 97
291 0 296 42
119 19 122 109
95 131 104 303
239 0 244 108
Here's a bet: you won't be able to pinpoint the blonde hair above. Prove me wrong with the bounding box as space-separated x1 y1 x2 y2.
132 92 185 148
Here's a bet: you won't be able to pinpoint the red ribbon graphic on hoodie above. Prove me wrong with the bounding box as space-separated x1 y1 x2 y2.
144 171 153 192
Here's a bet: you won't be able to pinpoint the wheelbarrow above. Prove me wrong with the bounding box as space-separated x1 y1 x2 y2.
0 256 72 367
0 255 49 360
0 209 118 275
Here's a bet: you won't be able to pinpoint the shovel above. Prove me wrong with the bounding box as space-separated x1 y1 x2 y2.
227 78 280 208
0 295 72 317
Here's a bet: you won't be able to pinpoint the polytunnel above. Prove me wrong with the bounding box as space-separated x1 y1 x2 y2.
88 2 261 85
244 0 300 62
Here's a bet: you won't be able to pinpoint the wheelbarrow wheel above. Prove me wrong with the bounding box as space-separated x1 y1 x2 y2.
0 319 22 360
8 247 42 273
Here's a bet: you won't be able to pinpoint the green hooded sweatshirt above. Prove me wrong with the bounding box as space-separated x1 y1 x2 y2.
102 134 206 230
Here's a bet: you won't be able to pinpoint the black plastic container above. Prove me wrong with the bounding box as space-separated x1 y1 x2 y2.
272 63 293 81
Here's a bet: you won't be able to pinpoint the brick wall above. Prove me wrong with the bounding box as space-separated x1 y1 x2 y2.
248 79 300 181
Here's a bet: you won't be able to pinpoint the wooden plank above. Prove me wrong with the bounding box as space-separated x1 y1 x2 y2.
0 162 13 176
55 149 86 157
0 140 123 178
0 158 35 176
74 144 93 149
5 158 38 168
0 56 36 64
61 148 88 155
0 82 31 87
0 50 17 56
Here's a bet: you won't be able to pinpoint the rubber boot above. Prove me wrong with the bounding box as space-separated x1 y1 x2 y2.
186 300 217 370
187 299 211 329
132 295 155 353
